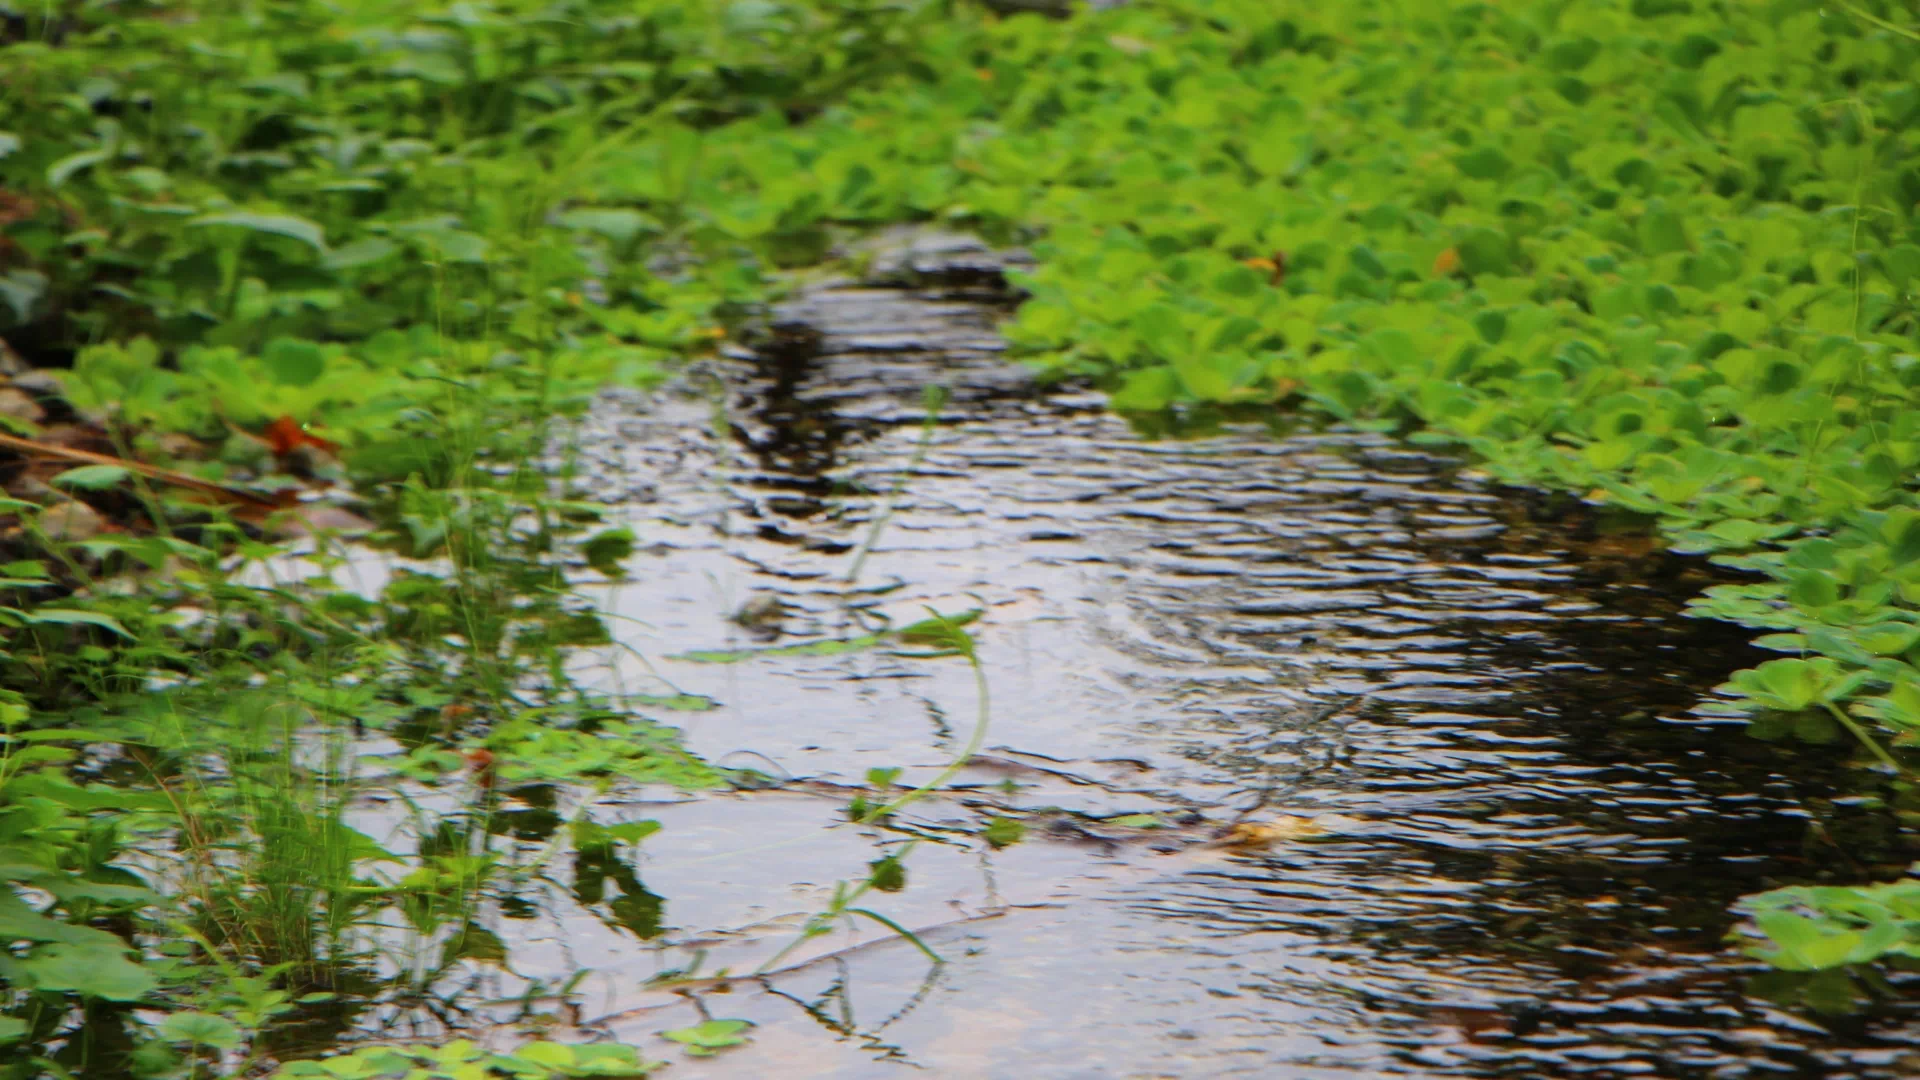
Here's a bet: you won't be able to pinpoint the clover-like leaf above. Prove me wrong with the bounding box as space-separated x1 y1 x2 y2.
158 1012 241 1050
662 1019 752 1057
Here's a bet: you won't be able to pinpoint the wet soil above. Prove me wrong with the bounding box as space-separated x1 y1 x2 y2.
346 231 1919 1077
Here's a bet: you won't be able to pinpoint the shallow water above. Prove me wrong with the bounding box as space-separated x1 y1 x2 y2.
345 234 1919 1077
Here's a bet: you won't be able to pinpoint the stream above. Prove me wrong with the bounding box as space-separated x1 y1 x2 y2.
338 232 1919 1077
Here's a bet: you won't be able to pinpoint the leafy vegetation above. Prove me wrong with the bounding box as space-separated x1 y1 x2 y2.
659 1019 753 1059
1739 876 1920 972
4 0 1920 1069
269 1039 656 1078
0 0 872 1068
1735 875 1920 1013
939 0 1920 777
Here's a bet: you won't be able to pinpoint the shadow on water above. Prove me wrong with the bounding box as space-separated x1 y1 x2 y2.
300 228 1920 1077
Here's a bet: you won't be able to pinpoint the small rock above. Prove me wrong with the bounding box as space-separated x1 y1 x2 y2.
5 474 58 503
269 503 376 540
5 470 59 499
149 431 209 460
0 386 45 425
39 499 104 542
6 372 79 424
280 443 344 482
731 593 789 636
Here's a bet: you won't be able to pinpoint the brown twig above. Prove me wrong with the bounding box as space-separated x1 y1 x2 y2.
0 430 294 509
585 906 1031 1025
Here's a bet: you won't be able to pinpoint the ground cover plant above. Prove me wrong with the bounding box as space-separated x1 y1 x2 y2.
0 0 952 1070
5 0 1920 1070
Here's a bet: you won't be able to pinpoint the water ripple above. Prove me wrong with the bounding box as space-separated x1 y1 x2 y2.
551 253 1920 1077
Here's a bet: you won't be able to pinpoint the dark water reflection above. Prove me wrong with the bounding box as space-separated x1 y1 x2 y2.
515 232 1920 1077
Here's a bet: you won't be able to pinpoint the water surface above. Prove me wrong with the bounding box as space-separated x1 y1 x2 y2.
361 233 1920 1077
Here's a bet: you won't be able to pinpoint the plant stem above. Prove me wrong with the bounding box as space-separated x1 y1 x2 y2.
1824 700 1903 773
865 621 990 823
845 386 948 585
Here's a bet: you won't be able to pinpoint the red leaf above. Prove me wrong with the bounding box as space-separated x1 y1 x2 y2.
262 415 341 456
465 748 497 791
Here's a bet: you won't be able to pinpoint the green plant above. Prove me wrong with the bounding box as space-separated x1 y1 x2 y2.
270 1038 655 1079
0 387 723 1068
4 0 1920 1058
755 607 998 974
1735 875 1920 972
660 1019 752 1058
0 0 978 1067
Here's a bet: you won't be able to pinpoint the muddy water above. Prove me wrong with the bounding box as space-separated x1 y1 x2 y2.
422 235 1920 1076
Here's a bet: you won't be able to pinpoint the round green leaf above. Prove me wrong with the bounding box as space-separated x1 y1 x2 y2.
158 1011 241 1050
262 337 326 387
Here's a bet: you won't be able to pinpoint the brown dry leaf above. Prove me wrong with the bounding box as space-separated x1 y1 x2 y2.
0 192 40 231
27 422 116 455
261 415 340 456
1240 251 1288 286
1584 532 1659 560
465 748 498 791
1430 1005 1510 1042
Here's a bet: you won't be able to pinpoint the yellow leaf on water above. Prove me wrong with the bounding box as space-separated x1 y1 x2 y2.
1219 816 1327 848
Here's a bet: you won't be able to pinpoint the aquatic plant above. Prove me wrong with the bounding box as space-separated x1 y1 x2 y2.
269 1038 656 1078
3 0 1919 1065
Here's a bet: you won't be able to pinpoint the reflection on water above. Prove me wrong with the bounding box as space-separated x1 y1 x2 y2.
348 232 1919 1076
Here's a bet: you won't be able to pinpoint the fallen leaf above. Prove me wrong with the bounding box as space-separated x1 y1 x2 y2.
261 415 340 456
1216 816 1327 848
465 748 497 791
1430 1005 1509 1041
